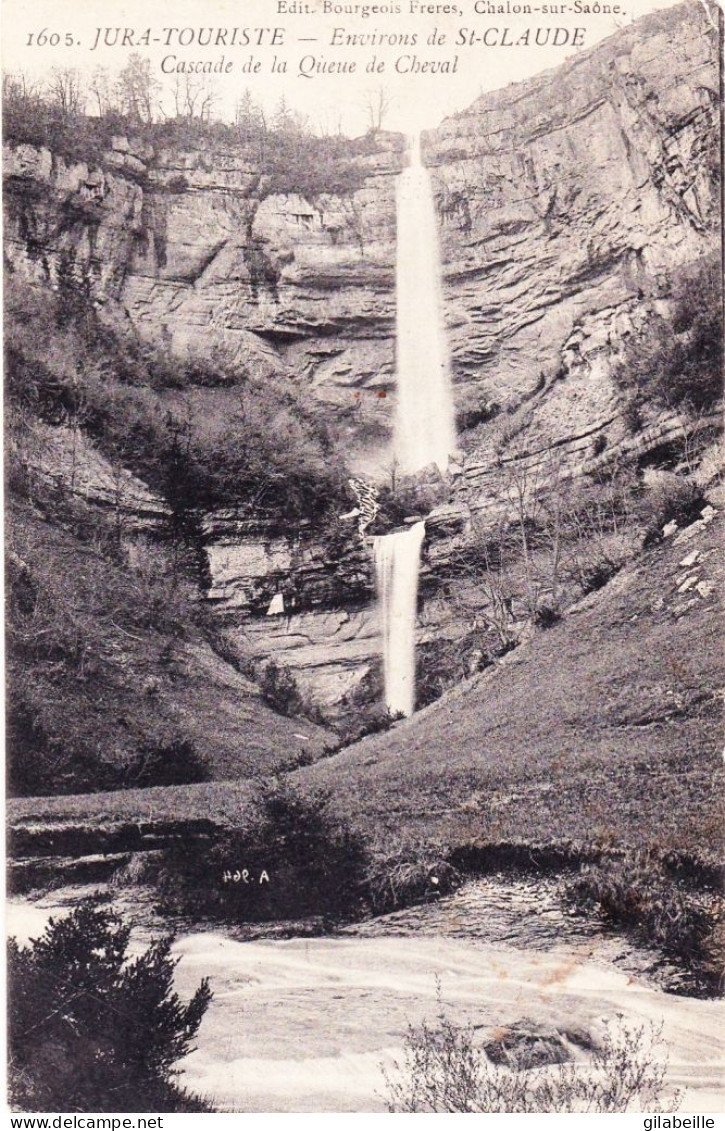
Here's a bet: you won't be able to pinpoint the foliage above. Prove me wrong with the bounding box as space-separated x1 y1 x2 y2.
383 998 679 1112
258 659 325 725
3 72 380 198
259 660 305 717
415 632 495 709
157 782 370 924
5 274 349 525
636 473 705 540
334 703 403 746
124 738 211 788
3 76 123 168
8 901 212 1112
613 255 723 414
364 846 461 915
562 851 723 995
5 488 213 796
334 660 405 744
370 476 450 534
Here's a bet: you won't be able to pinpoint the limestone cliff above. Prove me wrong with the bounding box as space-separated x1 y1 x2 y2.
426 0 719 512
4 132 404 476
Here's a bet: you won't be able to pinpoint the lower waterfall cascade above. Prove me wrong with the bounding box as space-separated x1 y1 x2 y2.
373 521 426 718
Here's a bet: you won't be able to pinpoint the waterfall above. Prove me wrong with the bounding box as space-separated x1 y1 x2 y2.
373 521 426 718
372 134 456 718
394 132 457 477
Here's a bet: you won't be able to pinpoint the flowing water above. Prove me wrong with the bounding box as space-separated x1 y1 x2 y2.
373 134 457 716
373 521 425 717
8 886 723 1113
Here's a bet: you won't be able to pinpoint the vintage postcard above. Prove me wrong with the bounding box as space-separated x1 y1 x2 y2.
3 0 723 1115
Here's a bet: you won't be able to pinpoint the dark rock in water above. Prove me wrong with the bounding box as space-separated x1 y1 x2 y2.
483 1018 574 1068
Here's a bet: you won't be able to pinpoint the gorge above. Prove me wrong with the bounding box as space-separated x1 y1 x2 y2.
5 3 720 729
4 0 722 835
4 2 723 1111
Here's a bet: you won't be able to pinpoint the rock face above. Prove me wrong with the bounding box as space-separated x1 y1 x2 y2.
4 133 404 476
125 140 403 458
3 2 720 711
425 1 719 504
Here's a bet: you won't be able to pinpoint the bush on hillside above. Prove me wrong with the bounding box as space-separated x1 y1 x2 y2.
156 782 370 924
8 901 212 1112
123 738 211 788
258 659 326 725
5 275 350 524
6 495 213 797
365 846 461 915
259 659 305 717
333 660 405 744
637 473 705 540
613 255 723 415
562 851 722 996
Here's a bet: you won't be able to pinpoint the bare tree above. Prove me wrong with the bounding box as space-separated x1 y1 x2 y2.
3 70 42 103
170 73 218 122
47 67 85 119
88 66 119 118
272 95 308 135
363 85 393 132
117 54 158 122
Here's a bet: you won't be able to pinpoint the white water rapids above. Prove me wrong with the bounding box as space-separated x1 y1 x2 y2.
373 134 456 716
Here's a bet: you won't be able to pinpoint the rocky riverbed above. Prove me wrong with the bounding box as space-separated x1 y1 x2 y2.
8 876 723 1113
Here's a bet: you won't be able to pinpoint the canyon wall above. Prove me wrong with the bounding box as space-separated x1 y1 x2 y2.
427 1 719 512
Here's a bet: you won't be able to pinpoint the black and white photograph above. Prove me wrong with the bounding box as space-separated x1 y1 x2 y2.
3 0 723 1114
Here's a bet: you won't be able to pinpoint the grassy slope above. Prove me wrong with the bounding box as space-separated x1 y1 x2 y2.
7 502 332 794
10 512 722 865
297 512 723 859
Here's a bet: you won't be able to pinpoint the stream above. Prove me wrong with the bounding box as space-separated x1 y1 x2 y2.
8 875 723 1113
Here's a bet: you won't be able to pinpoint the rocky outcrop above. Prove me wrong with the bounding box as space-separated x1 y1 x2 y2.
425 1 719 500
4 133 404 475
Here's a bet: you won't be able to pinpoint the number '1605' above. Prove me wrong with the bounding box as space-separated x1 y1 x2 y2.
27 30 77 47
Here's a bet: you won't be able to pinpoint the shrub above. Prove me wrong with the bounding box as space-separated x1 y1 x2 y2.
383 998 680 1112
257 659 326 724
334 703 403 746
5 275 350 525
123 738 211 788
562 851 722 995
166 175 189 194
637 473 705 539
157 782 370 924
613 255 723 415
365 847 461 915
532 603 561 629
334 661 405 744
259 659 304 717
8 901 212 1112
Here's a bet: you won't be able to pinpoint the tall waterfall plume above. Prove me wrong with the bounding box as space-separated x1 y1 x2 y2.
372 133 456 718
373 521 426 718
394 132 456 477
